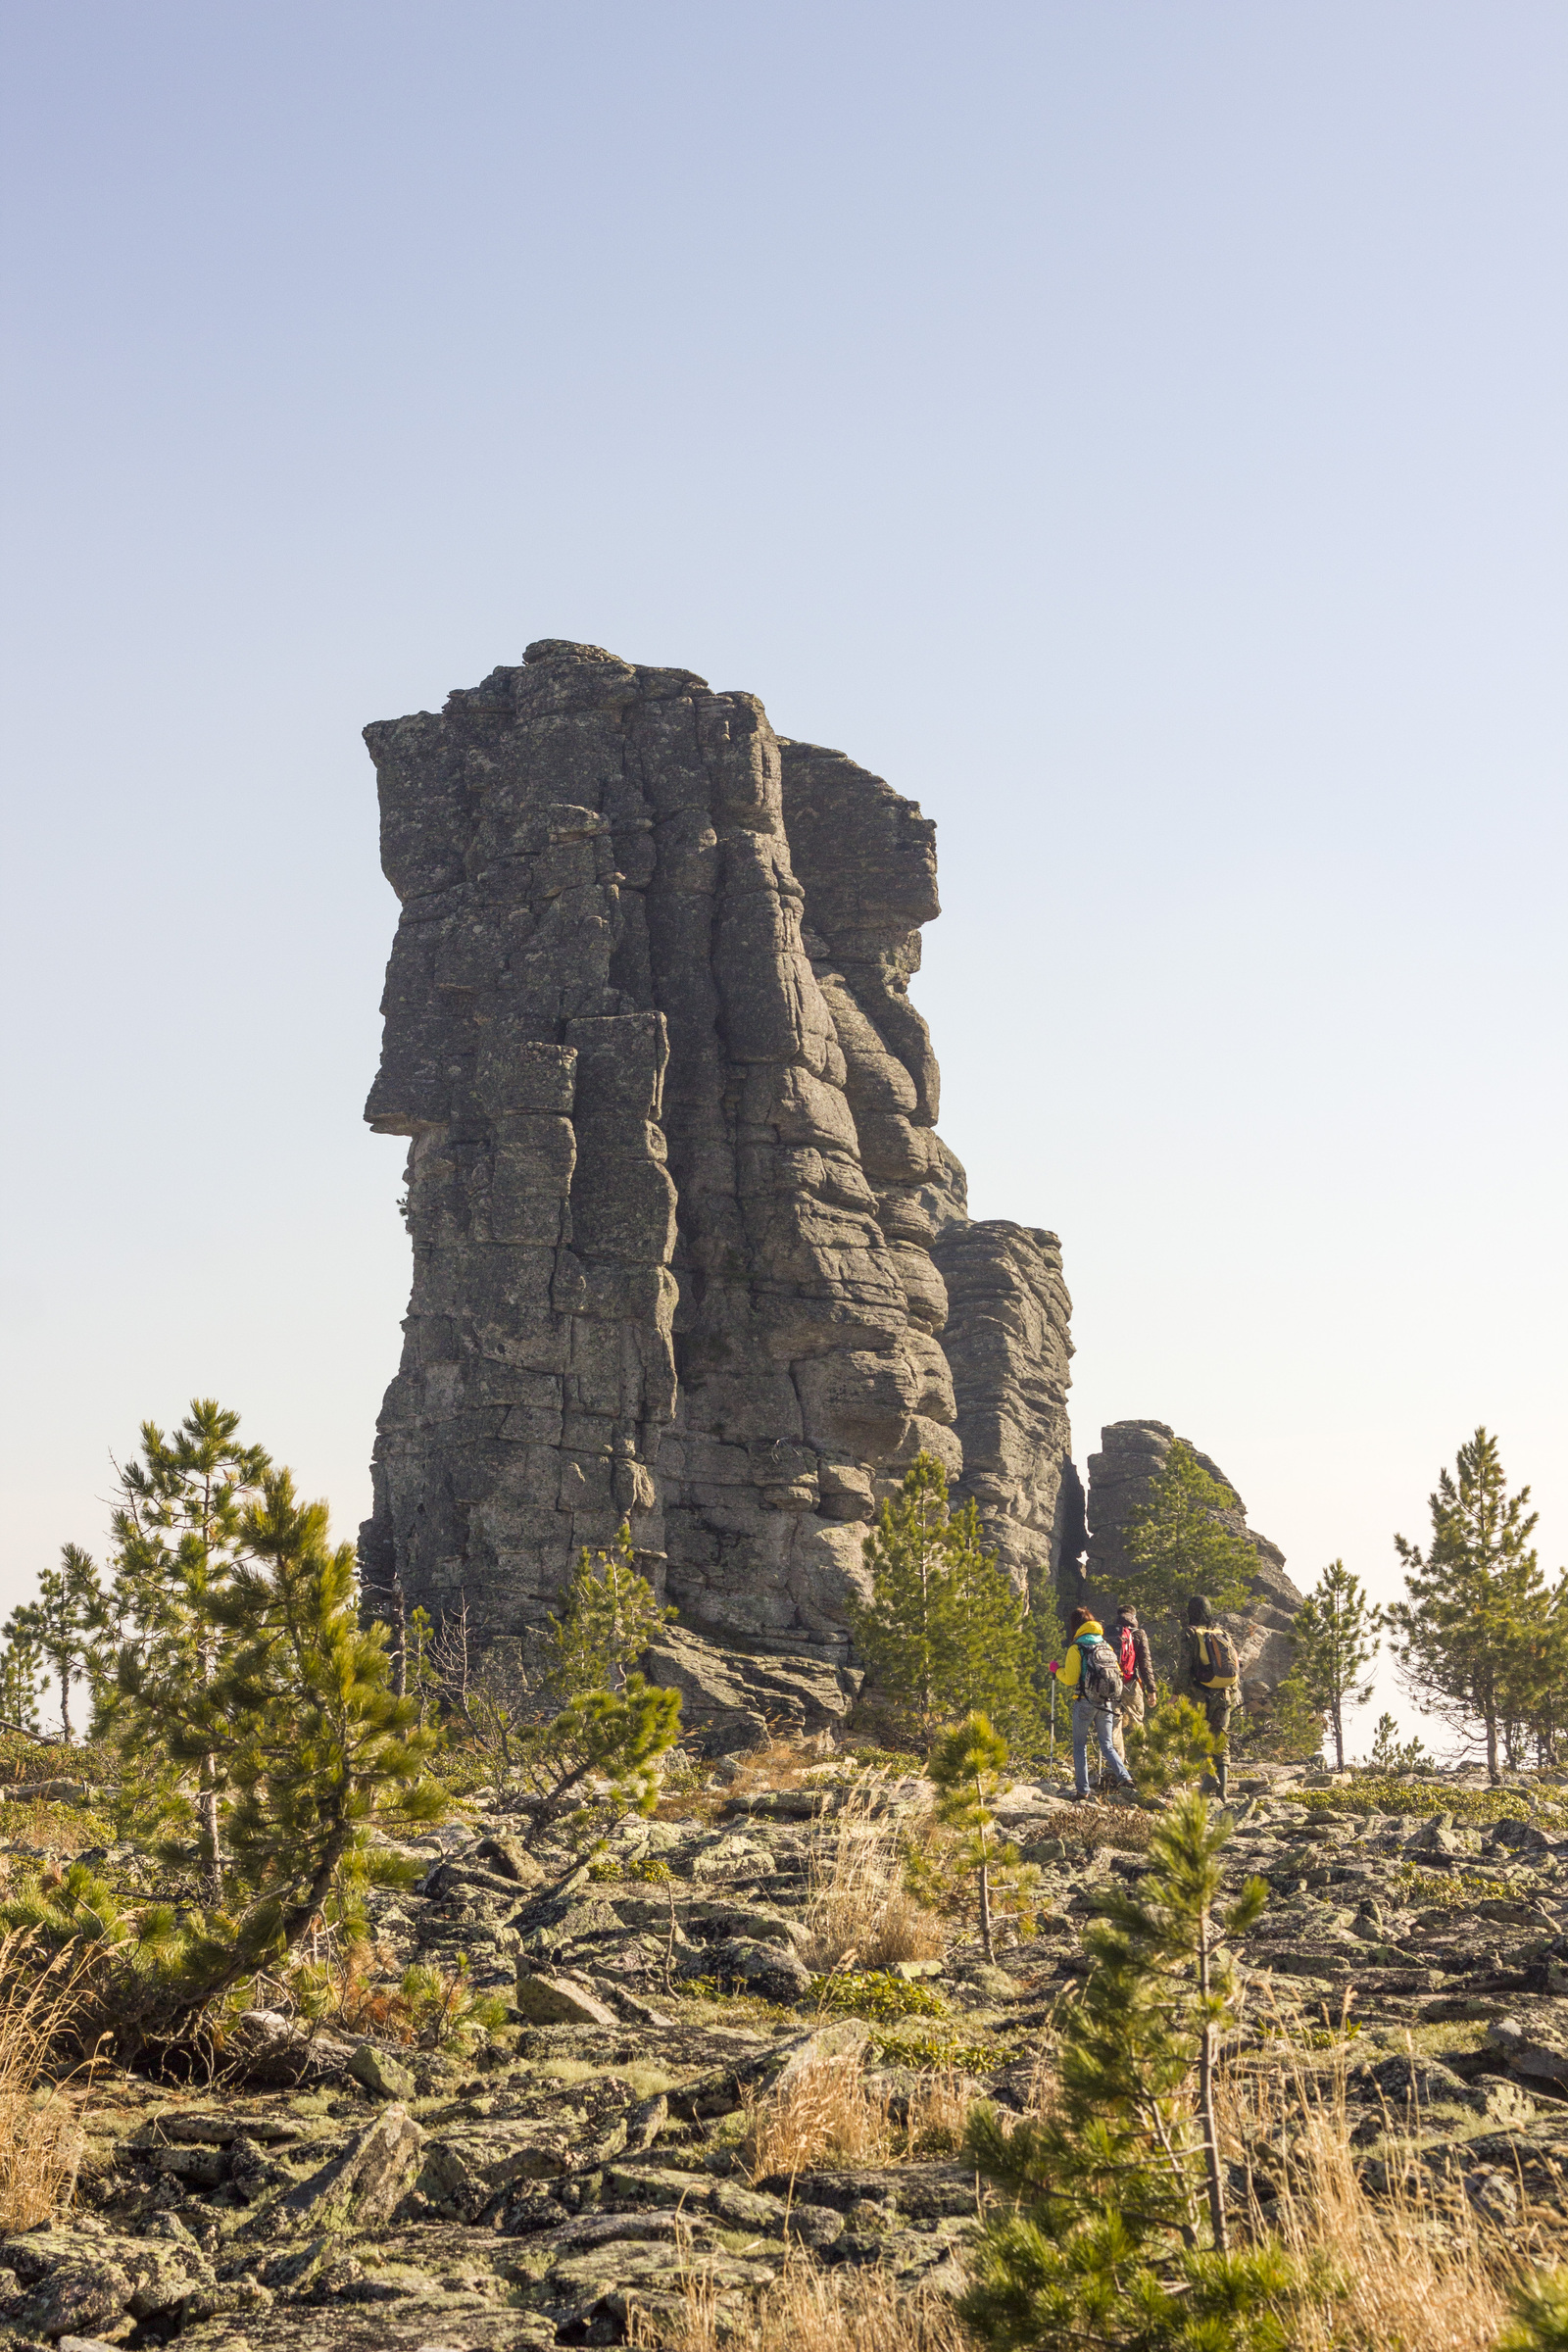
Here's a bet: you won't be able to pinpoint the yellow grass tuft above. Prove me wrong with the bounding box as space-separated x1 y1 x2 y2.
632 2249 973 2352
903 2063 974 2155
743 2055 895 2178
0 1933 91 2230
802 1785 945 1973
1218 2041 1568 2352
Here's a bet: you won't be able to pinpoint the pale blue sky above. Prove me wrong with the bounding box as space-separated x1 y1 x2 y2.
2 2 1563 1754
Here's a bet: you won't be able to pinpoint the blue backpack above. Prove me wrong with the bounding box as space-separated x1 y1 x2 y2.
1076 1631 1123 1706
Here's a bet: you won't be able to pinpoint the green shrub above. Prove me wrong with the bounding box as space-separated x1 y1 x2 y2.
1281 1780 1563 1827
872 2025 999 2072
1396 1864 1517 1908
811 1969 948 2022
1500 2265 1568 2352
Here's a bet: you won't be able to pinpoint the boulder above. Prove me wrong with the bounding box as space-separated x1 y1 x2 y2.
1486 2011 1568 2087
348 2041 416 2100
512 1970 619 2026
266 2100 423 2234
686 1936 813 2006
418 2120 577 2218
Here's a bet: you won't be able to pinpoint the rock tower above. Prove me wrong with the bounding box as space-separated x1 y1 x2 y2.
357 640 1075 1727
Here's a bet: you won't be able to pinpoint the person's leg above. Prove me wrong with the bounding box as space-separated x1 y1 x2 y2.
1095 1703 1135 1788
1110 1703 1127 1764
1205 1693 1231 1796
1071 1698 1093 1797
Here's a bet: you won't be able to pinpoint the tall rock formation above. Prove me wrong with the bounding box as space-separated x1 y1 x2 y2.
358 640 1075 1727
1081 1419 1301 1704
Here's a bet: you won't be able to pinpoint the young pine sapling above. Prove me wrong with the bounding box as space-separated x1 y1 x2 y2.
928 1712 1025 1965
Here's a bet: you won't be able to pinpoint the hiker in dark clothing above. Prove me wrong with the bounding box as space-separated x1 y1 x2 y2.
1109 1603 1158 1764
1182 1593 1237 1799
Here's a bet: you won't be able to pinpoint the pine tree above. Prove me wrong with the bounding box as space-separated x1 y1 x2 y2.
1389 1428 1549 1785
1291 1560 1381 1769
1231 1661 1323 1765
928 1713 1025 1964
849 1451 1036 1742
1501 1577 1568 1769
1121 1441 1259 1657
538 1522 674 1699
106 1399 270 1890
1022 1577 1068 1760
511 1675 684 1836
1124 1695 1219 1802
0 1620 42 1735
10 1544 103 1743
119 1466 446 2019
959 1793 1283 2350
1367 1710 1428 1773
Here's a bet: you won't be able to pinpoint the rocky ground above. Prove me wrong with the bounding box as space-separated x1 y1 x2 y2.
7 1748 1568 2351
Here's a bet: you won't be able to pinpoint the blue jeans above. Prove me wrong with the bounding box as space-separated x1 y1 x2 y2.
1072 1695 1134 1794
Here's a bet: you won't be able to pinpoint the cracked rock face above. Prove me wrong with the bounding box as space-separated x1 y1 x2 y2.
358 641 1075 1678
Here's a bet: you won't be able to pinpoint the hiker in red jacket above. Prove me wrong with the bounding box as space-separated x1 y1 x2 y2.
1109 1602 1157 1764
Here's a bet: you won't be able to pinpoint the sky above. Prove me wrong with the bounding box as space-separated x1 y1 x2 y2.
2 2 1563 1758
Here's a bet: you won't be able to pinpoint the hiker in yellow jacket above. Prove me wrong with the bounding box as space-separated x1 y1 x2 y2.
1061 1605 1137 1803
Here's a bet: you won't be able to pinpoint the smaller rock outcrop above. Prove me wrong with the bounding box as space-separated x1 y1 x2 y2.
931 1217 1075 1607
1080 1419 1302 1704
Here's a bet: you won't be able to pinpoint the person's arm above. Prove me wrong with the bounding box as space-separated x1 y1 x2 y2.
1060 1642 1082 1692
1136 1627 1156 1697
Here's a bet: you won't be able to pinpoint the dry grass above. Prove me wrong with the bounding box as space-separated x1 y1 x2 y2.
744 2052 982 2176
802 1785 945 1973
743 2055 895 2178
0 1933 92 2230
1031 1797 1155 1853
1219 2045 1566 2352
902 2064 973 2155
631 2247 973 2352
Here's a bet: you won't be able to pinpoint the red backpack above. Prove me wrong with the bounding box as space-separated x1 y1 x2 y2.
1117 1624 1138 1682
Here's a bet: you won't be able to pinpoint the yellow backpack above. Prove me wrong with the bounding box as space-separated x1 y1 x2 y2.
1195 1627 1239 1688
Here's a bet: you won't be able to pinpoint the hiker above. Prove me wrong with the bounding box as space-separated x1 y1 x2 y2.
1060 1603 1137 1801
1183 1593 1240 1799
1109 1602 1157 1763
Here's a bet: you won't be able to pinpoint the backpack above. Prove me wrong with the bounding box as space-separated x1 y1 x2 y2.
1117 1625 1138 1683
1078 1634 1124 1706
1195 1626 1240 1689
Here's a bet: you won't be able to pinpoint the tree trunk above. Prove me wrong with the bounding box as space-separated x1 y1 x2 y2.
199 1629 222 1904
978 1857 994 1963
1197 1905 1228 2252
1331 1694 1344 1771
391 1577 408 1698
1485 1707 1500 1786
